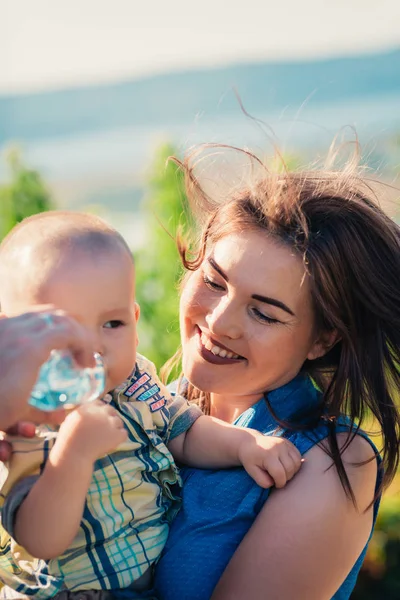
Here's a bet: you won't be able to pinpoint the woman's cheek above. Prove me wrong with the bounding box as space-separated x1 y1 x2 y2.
182 280 204 313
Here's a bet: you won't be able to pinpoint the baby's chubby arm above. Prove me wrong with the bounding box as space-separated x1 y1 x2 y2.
168 415 302 489
14 400 127 559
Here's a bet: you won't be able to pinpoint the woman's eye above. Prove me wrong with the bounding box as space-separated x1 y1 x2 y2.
104 320 124 329
250 307 279 325
203 275 225 291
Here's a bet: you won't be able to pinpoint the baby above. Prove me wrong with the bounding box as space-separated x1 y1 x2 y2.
0 212 300 599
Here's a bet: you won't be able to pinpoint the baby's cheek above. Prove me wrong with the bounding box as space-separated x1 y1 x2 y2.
120 349 137 383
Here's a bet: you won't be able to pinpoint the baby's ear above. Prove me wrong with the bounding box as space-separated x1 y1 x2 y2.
134 302 140 347
134 302 140 322
307 329 340 361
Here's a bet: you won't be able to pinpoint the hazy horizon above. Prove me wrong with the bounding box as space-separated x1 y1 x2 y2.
2 0 400 94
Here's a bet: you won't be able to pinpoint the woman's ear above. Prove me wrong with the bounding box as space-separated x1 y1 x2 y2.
307 329 340 361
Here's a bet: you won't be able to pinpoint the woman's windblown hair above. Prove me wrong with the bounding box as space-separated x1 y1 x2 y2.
168 142 400 496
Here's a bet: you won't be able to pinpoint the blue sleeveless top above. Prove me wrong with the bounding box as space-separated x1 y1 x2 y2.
154 374 382 600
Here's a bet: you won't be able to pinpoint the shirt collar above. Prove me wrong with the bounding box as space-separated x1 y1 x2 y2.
234 373 322 430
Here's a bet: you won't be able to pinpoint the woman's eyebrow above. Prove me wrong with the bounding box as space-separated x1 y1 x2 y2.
208 257 229 281
208 257 295 316
251 294 295 316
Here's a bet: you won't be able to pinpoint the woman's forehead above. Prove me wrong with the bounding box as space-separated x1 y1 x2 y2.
209 231 301 274
206 231 311 310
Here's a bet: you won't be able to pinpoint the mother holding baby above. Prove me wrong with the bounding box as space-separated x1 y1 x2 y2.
1 144 399 600
152 146 400 599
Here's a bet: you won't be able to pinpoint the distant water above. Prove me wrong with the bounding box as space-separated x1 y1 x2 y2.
1 91 400 183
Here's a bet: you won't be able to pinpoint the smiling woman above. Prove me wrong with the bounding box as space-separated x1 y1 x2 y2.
154 145 400 600
180 231 325 419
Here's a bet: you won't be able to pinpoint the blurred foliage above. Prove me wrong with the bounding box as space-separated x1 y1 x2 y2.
0 148 54 239
135 143 189 380
352 486 400 598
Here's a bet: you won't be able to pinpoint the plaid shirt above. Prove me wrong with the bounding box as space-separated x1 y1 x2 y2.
0 354 201 598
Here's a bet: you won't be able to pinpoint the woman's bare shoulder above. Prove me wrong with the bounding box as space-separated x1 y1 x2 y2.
210 431 378 600
302 430 378 510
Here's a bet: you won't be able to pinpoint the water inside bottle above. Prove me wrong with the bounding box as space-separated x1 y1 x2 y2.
29 351 105 411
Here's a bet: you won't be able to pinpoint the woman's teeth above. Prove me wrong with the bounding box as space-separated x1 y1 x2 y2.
201 334 240 359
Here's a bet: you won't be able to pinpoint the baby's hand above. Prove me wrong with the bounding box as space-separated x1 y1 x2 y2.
238 431 302 488
54 400 127 463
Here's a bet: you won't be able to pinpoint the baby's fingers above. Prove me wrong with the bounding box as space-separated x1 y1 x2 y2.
263 456 288 489
0 440 12 462
110 414 127 430
245 464 275 489
5 421 37 437
114 425 128 446
291 449 303 475
278 450 302 483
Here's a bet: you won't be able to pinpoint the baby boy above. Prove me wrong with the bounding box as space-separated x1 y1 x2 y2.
0 211 300 599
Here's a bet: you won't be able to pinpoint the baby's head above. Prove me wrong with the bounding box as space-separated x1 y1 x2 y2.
0 211 139 392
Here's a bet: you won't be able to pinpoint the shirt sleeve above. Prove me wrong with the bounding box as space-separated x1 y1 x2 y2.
0 428 56 537
1 475 39 539
166 393 203 442
116 354 203 445
136 354 203 442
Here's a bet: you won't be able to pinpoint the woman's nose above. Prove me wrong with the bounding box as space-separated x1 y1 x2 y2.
205 299 242 340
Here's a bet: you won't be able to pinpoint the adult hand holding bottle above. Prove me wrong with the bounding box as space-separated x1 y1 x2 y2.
0 307 96 459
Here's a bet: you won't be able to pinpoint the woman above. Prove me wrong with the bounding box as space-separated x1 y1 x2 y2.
154 147 400 599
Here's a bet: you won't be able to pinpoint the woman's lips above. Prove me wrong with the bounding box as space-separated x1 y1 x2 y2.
195 327 244 365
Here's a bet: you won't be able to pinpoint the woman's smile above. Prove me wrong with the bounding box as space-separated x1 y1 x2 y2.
196 326 245 364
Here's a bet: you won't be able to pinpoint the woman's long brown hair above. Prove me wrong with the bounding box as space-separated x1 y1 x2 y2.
164 144 400 498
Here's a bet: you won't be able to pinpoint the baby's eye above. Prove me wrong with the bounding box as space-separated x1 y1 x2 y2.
104 320 124 329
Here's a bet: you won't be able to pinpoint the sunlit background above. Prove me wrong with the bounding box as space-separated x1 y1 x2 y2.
1 1 400 596
2 0 400 245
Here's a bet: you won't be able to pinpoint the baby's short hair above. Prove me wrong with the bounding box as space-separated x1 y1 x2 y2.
0 210 132 261
0 210 133 308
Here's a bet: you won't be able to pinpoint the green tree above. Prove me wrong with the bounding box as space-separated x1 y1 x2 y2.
135 143 188 376
0 148 54 240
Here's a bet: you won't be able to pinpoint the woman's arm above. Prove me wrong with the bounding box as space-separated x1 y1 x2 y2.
211 433 377 600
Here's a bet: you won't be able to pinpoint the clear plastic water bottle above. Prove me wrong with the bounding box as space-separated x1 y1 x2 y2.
29 351 105 411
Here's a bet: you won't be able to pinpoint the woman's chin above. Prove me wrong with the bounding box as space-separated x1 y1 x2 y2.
183 363 230 395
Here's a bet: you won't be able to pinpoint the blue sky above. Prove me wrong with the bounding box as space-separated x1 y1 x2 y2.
1 0 400 94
